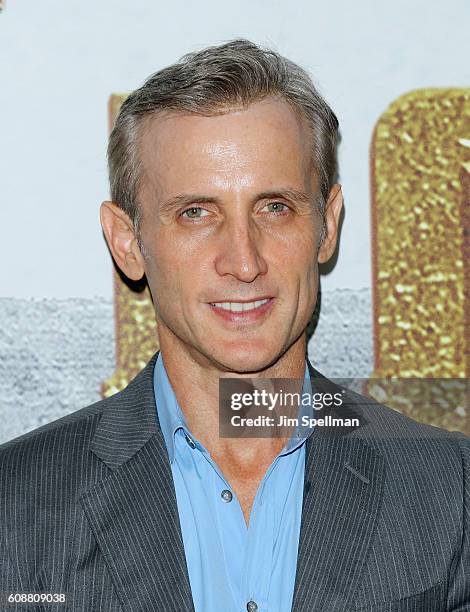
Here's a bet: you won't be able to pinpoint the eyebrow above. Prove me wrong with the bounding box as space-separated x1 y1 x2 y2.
258 188 312 205
159 188 313 214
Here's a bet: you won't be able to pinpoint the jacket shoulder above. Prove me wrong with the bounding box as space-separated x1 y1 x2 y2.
0 396 114 496
0 396 106 454
0 353 158 489
341 385 469 474
355 386 464 435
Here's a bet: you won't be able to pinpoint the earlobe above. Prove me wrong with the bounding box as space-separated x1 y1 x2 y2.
100 201 146 281
317 184 343 264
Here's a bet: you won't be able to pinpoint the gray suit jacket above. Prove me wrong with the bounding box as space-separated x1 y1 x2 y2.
1 351 469 611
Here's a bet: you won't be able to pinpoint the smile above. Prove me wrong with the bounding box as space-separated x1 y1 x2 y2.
209 299 270 313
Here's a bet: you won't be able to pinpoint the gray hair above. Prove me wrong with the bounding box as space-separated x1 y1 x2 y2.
107 39 339 247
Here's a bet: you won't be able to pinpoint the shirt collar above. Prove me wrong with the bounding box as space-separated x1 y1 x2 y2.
281 362 314 455
153 352 313 463
153 352 189 464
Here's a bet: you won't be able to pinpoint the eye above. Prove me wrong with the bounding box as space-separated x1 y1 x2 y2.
261 201 290 214
180 206 210 219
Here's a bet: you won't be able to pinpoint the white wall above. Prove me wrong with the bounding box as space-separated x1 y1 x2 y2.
1 0 468 298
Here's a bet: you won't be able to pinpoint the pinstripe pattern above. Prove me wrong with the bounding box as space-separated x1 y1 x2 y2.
1 351 469 611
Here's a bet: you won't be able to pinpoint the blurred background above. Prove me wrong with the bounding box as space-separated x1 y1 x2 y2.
0 0 468 442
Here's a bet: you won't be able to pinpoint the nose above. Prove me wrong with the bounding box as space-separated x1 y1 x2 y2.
214 217 268 282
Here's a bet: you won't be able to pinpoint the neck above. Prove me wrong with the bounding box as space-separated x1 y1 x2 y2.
157 327 307 458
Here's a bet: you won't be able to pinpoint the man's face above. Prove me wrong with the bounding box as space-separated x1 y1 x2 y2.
137 97 328 373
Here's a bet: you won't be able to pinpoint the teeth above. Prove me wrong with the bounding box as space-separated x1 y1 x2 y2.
211 299 269 312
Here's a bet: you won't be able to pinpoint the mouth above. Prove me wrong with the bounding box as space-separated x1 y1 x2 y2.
207 297 275 323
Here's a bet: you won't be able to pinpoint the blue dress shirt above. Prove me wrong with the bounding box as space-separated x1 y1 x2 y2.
153 353 313 612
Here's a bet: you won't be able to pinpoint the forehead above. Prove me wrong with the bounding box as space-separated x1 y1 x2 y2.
138 96 313 198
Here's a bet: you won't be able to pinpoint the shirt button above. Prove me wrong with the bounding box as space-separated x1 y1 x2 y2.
220 489 233 503
185 434 196 449
246 601 258 612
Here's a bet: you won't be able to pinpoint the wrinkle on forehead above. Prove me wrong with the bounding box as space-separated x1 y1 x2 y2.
199 142 267 175
211 172 255 191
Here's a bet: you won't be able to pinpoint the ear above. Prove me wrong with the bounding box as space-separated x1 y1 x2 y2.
100 201 145 281
317 184 343 264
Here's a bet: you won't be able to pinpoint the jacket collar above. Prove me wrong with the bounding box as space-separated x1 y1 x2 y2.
90 351 161 469
84 351 194 612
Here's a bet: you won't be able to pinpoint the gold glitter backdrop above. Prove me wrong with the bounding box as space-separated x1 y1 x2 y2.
369 88 470 434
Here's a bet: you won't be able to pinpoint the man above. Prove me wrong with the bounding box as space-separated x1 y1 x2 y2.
0 39 469 612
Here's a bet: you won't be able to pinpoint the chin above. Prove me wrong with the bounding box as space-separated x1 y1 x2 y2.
209 341 281 374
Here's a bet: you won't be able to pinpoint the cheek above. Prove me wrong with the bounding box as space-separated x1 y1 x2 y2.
147 238 206 305
287 235 319 305
276 230 317 279
143 240 180 305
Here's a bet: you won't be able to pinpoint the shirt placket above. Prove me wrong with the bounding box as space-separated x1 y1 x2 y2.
196 442 248 610
239 459 278 612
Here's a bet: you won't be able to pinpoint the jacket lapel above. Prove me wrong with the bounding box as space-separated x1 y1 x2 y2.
80 351 195 612
291 363 386 611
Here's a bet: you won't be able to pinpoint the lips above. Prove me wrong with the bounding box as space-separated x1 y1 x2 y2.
207 297 275 324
